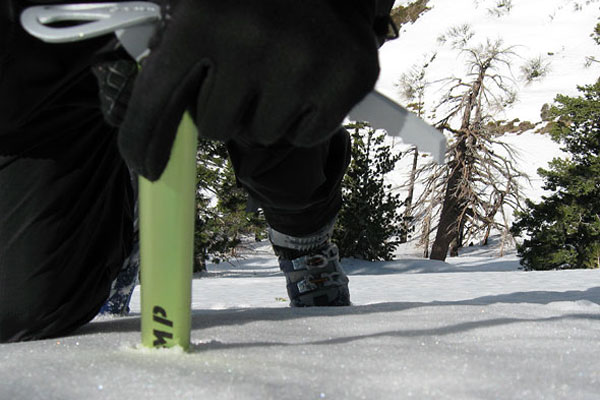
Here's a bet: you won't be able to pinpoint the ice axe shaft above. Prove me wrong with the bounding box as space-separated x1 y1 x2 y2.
139 114 196 350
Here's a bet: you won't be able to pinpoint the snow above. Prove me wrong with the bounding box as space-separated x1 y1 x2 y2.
2 242 599 399
382 0 600 124
384 0 600 212
2 1 600 399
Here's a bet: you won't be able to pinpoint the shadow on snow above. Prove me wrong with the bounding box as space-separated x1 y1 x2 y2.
78 287 600 344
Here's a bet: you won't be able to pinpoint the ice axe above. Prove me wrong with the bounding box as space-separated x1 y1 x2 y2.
20 2 447 350
20 2 447 161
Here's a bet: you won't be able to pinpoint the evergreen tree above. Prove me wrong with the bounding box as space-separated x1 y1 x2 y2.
333 123 404 261
212 160 267 260
512 79 600 270
194 139 266 271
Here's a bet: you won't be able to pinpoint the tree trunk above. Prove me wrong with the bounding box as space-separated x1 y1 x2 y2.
430 144 464 260
430 61 489 261
421 193 435 258
449 212 466 257
422 216 431 258
400 147 419 243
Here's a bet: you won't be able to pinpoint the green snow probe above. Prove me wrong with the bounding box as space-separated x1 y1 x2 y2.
21 1 447 352
139 113 196 350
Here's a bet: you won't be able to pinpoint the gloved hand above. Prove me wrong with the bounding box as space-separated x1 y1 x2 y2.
119 0 381 181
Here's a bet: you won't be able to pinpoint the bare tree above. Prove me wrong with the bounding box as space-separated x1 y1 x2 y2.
414 161 446 257
428 38 528 260
520 55 552 85
397 52 436 117
395 53 436 244
399 147 419 243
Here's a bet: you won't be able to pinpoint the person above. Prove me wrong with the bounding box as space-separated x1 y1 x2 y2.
0 0 396 342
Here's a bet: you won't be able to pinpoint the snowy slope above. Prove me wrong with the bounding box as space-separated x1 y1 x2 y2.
1 244 599 400
1 1 600 399
383 0 600 202
383 0 600 121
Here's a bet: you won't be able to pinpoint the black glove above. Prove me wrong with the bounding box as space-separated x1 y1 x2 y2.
119 0 381 181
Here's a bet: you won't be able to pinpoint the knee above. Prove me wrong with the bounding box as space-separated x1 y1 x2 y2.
0 285 106 343
0 294 60 342
0 310 42 343
0 291 62 342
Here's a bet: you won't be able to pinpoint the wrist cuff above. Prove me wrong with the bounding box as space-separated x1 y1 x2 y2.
268 219 336 252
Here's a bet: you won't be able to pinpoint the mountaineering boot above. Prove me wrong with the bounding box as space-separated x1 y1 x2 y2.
269 222 350 307
98 238 139 315
99 177 139 316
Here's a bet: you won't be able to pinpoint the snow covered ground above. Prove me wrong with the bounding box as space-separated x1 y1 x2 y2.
2 0 600 399
1 242 599 399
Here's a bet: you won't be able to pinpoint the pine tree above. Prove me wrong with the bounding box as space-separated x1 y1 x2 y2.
511 79 600 270
194 139 266 271
212 160 266 259
333 123 404 261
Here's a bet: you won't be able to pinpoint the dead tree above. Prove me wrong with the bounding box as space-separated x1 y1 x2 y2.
395 53 437 245
428 39 527 260
399 147 419 243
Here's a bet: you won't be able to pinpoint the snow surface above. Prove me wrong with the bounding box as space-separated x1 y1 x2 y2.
1 242 599 400
2 1 600 399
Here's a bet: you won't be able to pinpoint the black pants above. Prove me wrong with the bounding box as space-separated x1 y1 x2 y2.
0 4 350 342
